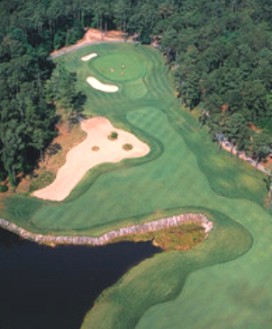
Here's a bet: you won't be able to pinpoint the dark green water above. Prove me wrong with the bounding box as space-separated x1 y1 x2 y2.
0 228 161 329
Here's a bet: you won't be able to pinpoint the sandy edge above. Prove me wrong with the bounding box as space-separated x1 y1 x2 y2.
32 117 149 201
86 76 119 93
0 213 213 247
50 28 136 59
220 141 270 174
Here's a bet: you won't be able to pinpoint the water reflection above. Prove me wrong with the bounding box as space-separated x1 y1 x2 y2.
0 228 160 329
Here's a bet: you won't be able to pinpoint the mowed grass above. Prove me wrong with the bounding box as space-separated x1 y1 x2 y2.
2 43 272 329
82 209 253 329
91 51 145 82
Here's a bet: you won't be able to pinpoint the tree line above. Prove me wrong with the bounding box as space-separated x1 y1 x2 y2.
156 0 272 164
0 0 91 187
0 0 271 189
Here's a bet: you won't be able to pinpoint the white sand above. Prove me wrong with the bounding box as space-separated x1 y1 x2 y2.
87 76 119 93
81 53 97 62
33 117 150 201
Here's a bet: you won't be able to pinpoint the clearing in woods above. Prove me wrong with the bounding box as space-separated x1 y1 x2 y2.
1 42 272 329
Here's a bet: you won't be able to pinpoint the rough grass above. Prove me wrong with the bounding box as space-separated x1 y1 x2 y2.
108 131 118 140
122 143 133 151
17 111 87 195
111 222 206 251
1 43 272 329
29 171 56 192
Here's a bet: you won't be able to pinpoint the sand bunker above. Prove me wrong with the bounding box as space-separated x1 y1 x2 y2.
50 29 136 59
33 117 150 201
81 53 98 61
86 77 119 93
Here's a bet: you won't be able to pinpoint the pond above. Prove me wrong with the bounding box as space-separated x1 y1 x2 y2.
0 228 161 329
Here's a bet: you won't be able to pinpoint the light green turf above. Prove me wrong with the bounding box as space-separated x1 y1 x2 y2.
2 43 272 329
91 51 145 82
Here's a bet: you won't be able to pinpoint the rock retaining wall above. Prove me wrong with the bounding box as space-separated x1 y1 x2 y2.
0 213 213 247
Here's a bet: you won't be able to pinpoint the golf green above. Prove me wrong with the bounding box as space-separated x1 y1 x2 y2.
90 51 145 82
1 43 272 329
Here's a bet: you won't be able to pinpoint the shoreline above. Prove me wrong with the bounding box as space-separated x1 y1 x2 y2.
0 213 213 247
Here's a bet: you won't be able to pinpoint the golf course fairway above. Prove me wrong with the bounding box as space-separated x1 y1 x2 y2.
1 43 272 329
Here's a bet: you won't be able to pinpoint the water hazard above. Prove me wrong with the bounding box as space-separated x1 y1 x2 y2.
0 228 161 329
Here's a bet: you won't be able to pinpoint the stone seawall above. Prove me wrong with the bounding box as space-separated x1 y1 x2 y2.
0 213 213 247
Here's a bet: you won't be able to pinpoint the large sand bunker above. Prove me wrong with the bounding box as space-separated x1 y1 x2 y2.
33 117 150 201
81 53 97 62
87 77 119 93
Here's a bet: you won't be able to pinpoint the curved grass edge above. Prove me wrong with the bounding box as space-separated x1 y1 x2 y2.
80 209 253 329
166 105 268 207
0 212 213 247
63 117 164 204
89 52 146 84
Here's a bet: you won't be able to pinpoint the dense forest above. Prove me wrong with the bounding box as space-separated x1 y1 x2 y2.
0 0 271 189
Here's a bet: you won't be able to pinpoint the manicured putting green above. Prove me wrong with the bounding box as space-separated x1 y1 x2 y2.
90 51 145 82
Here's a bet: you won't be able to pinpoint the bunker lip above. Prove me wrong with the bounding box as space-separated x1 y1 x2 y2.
86 76 119 93
81 53 98 62
32 117 150 201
